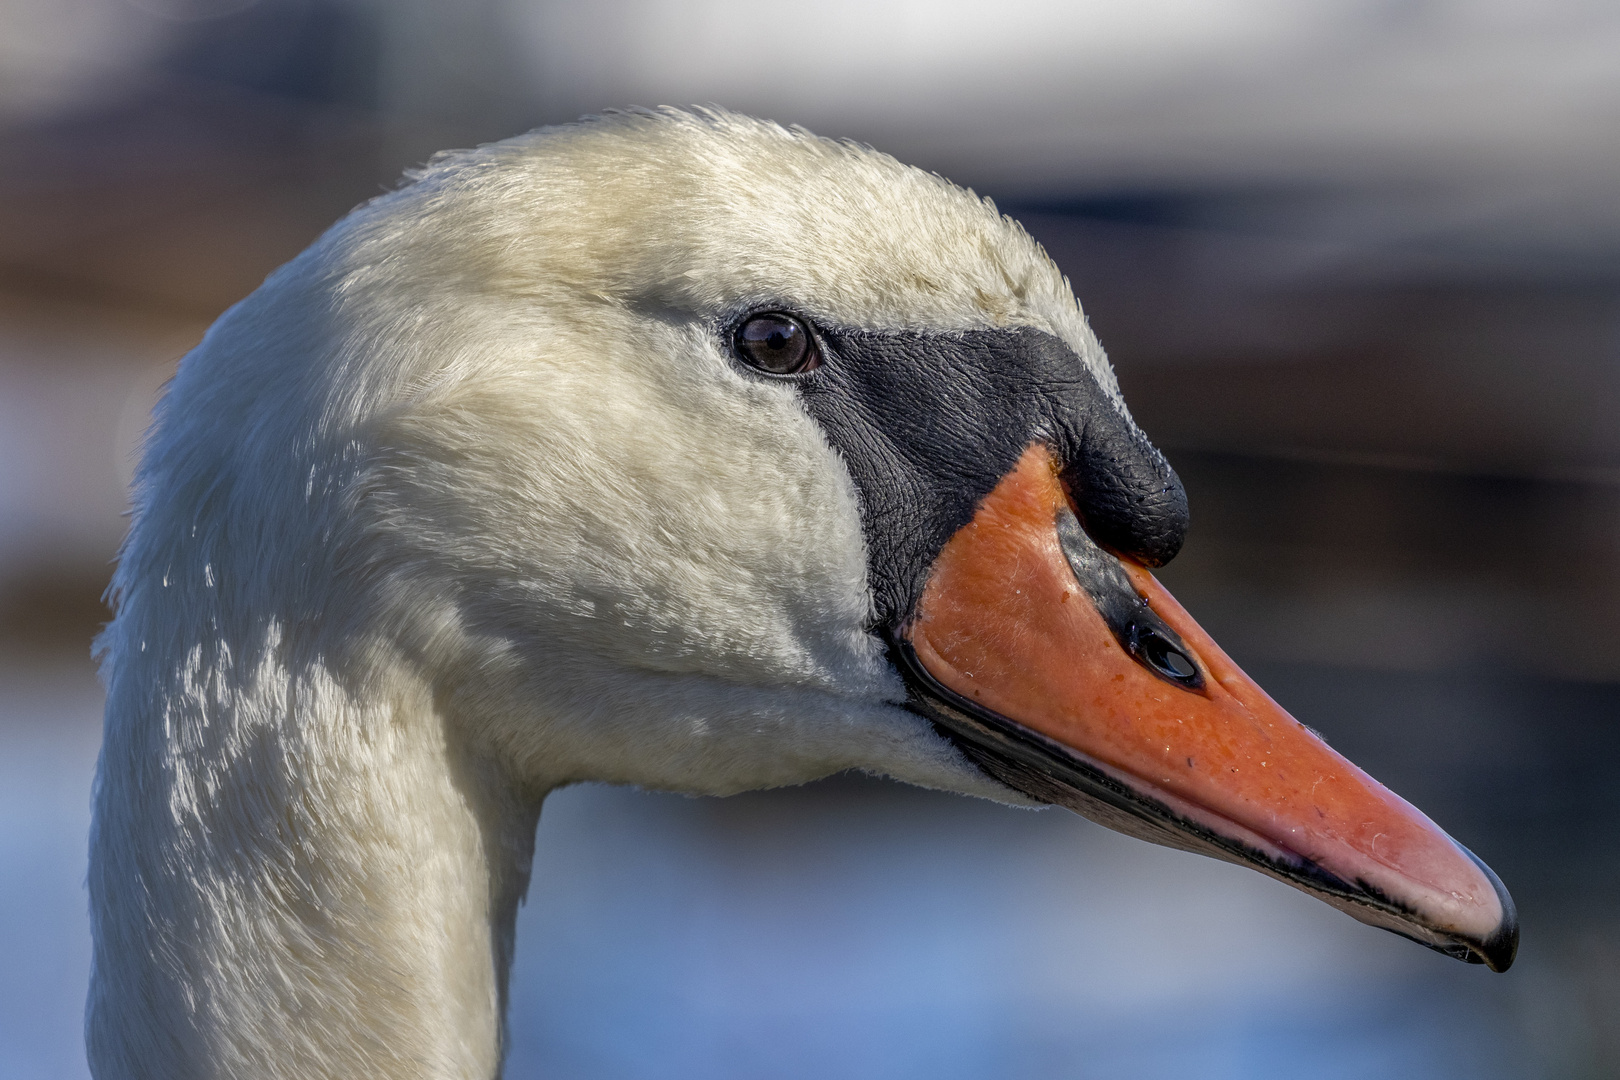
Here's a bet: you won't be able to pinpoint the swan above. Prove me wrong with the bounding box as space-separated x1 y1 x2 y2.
87 107 1517 1080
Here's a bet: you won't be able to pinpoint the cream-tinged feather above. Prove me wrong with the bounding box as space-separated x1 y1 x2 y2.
89 107 1112 1079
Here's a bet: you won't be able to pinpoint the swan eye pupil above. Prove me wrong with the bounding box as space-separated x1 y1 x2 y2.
736 313 820 374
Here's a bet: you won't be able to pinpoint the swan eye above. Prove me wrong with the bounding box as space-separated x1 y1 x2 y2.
735 313 820 375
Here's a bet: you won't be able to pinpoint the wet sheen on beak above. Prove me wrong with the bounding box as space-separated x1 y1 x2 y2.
900 445 1517 971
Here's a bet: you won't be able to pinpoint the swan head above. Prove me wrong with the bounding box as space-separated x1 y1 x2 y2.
111 108 1516 988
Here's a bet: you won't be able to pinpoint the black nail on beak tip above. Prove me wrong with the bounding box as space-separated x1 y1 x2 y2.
1464 845 1519 973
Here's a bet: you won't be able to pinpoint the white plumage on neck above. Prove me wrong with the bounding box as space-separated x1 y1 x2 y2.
92 633 532 1076
90 109 1101 1078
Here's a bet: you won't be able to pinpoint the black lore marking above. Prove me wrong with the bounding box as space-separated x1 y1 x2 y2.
787 326 1189 628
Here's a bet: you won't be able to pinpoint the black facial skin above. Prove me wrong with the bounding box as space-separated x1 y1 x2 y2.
788 324 1188 630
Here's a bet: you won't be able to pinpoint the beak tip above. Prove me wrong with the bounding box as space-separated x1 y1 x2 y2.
1480 924 1520 973
1466 845 1519 973
1415 844 1517 972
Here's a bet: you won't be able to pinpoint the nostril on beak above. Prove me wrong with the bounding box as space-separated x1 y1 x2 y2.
1134 627 1200 686
1055 502 1205 692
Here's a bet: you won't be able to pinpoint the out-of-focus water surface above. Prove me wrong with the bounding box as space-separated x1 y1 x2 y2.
507 773 1528 1080
0 663 100 1080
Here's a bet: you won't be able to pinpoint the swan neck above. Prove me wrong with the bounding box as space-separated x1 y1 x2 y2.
88 637 539 1080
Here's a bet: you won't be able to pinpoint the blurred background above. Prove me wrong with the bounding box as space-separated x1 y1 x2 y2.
3 0 1619 1076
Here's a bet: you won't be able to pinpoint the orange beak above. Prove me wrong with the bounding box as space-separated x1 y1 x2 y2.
897 445 1517 971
